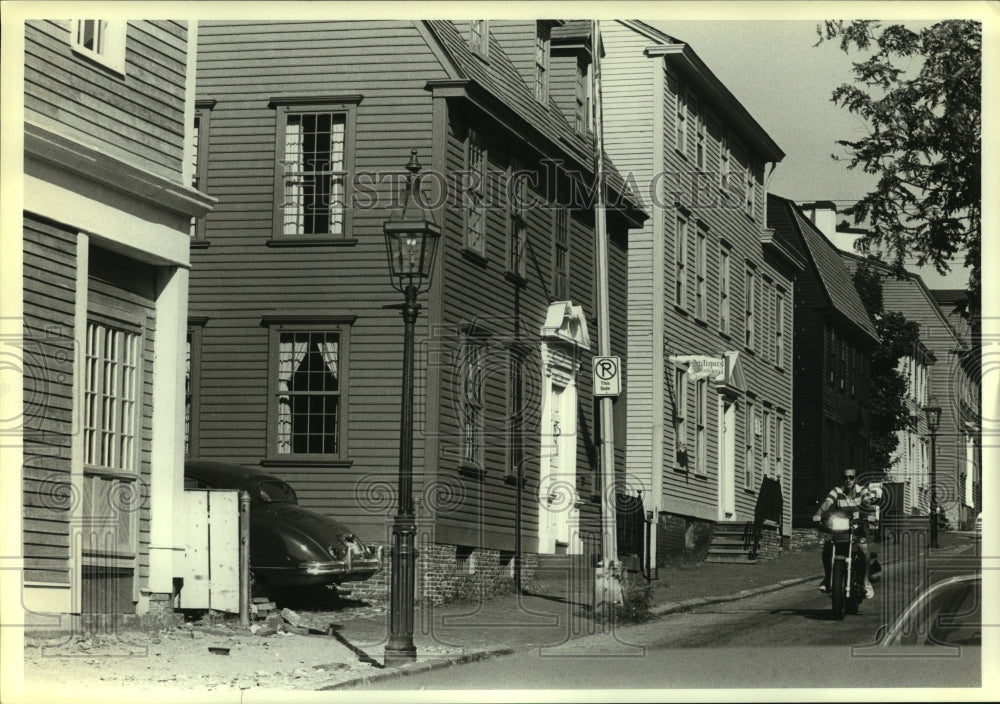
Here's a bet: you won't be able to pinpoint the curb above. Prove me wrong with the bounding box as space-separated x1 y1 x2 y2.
318 539 975 690
319 646 516 690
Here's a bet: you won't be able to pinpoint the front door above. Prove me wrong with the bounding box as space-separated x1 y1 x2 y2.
538 380 578 554
718 396 736 519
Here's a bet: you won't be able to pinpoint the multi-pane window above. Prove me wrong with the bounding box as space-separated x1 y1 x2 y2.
674 367 687 467
507 160 527 277
279 111 347 237
675 88 688 154
745 162 757 219
695 226 707 320
719 135 732 193
71 20 126 73
553 207 570 300
763 409 771 477
675 215 688 308
461 335 486 467
719 245 731 334
775 288 786 368
469 20 489 55
695 378 707 475
534 22 550 104
775 415 785 479
745 265 756 349
744 401 755 489
271 330 345 457
84 321 140 472
575 59 590 135
465 127 487 256
695 104 706 170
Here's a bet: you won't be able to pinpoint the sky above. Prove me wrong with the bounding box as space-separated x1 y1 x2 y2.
647 16 980 290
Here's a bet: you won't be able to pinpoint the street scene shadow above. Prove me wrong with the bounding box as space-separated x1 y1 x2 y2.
769 607 845 621
267 586 376 613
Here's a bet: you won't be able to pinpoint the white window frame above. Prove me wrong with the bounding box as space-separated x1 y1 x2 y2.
675 214 688 309
695 102 706 170
675 88 688 155
775 414 785 479
674 367 688 468
719 245 731 335
695 225 707 320
745 265 756 350
464 127 488 256
84 319 141 473
695 378 707 476
763 408 771 477
553 207 570 300
70 19 126 74
744 401 755 490
534 22 551 104
719 134 732 193
775 287 786 368
745 161 757 220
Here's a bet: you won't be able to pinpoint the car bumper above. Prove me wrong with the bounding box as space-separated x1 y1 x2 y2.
299 545 383 583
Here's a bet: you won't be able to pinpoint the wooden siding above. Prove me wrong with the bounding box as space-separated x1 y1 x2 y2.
22 216 77 584
191 21 451 541
602 20 795 531
433 102 629 550
602 20 659 503
24 20 187 182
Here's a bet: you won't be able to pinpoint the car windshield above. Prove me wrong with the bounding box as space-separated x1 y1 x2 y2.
258 479 297 504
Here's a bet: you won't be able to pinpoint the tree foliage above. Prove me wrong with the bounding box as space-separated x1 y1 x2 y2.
817 20 981 320
851 259 921 474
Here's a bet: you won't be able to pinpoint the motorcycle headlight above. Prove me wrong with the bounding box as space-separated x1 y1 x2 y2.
828 516 850 532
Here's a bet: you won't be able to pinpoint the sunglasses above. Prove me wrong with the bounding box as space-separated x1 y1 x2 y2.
844 475 856 480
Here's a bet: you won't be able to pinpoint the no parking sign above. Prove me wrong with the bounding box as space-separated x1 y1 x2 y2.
593 356 621 397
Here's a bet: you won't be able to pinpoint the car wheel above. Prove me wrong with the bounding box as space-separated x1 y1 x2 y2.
250 571 271 600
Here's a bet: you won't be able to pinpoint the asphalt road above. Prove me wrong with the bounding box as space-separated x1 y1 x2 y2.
352 543 983 691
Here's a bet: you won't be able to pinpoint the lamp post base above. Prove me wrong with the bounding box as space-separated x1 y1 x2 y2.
384 641 418 668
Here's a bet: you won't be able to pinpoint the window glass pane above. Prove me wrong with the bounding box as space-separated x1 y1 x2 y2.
276 331 340 455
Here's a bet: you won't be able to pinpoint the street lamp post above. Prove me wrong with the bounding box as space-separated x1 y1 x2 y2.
382 151 440 668
925 399 941 550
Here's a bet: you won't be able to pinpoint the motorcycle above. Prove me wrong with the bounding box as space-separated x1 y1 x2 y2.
820 508 869 620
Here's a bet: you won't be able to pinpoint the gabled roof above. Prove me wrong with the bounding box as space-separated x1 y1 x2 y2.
768 194 879 343
422 20 645 221
615 20 784 163
840 252 967 352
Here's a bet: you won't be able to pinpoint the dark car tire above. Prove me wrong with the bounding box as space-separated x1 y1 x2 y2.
831 560 847 620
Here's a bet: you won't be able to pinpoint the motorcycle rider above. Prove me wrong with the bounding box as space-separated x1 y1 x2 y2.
812 468 875 599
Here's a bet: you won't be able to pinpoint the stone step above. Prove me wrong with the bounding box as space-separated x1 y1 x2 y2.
705 554 758 564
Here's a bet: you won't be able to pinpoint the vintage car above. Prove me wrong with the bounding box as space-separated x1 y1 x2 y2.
880 572 981 647
184 460 381 590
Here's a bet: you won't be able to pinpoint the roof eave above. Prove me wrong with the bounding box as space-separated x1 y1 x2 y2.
644 43 784 163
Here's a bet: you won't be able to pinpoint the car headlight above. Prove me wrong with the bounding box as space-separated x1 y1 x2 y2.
828 515 850 532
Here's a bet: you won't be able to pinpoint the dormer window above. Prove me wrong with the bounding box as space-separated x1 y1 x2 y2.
534 22 551 104
469 20 489 56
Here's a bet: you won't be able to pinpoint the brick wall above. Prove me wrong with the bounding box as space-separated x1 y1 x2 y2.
656 513 713 564
341 542 539 606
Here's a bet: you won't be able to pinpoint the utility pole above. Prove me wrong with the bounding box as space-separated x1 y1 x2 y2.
591 19 622 612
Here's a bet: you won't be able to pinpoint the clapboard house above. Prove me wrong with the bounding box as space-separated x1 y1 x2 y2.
600 21 804 564
839 256 981 529
767 195 880 528
21 20 213 623
189 20 643 601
